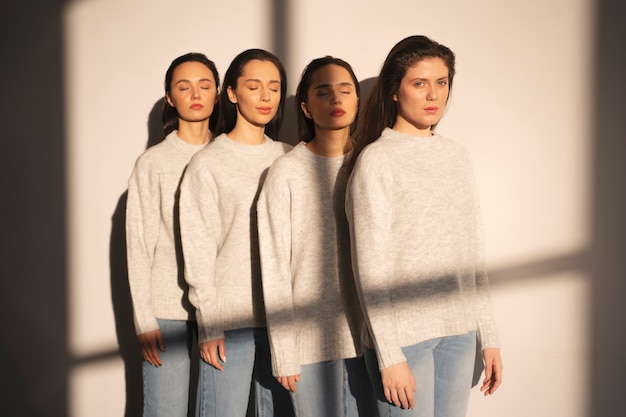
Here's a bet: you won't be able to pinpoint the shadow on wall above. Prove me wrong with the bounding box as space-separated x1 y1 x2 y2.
3 1 626 416
147 97 166 148
109 97 204 417
110 191 143 417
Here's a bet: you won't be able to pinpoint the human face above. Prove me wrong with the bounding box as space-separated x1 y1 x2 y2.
301 64 358 134
392 57 450 136
166 61 218 123
228 59 281 128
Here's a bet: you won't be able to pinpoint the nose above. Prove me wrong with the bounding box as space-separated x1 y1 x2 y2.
426 85 437 101
260 86 270 102
191 86 200 99
331 90 341 104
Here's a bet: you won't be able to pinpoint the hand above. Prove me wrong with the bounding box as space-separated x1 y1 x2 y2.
138 329 165 367
480 348 503 396
380 361 416 410
276 374 300 392
200 339 226 371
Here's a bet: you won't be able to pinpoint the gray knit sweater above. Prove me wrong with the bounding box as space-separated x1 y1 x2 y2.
126 131 206 335
346 128 500 370
258 142 364 377
179 133 292 343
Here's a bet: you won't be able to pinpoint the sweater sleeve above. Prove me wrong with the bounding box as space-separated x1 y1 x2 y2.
125 157 160 335
346 153 406 369
257 166 301 377
471 173 500 350
179 158 223 343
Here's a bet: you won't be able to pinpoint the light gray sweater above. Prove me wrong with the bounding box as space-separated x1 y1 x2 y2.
126 131 206 335
346 128 500 370
258 142 364 377
179 133 292 343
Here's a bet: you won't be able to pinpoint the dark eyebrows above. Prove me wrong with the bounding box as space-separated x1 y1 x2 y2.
313 82 355 90
244 78 281 85
407 76 448 83
174 78 214 85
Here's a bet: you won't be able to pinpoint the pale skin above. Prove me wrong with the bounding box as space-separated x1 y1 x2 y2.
199 59 282 371
139 60 217 366
276 63 359 392
378 57 503 408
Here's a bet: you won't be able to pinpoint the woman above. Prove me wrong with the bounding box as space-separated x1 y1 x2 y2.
179 49 293 417
257 56 378 416
126 52 219 417
346 35 503 417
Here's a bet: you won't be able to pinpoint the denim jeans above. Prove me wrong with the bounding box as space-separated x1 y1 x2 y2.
291 356 378 417
365 332 476 417
196 327 293 417
142 318 196 417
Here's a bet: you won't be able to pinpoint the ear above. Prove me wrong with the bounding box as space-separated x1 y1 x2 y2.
227 86 237 104
300 102 312 119
165 93 175 107
392 94 398 102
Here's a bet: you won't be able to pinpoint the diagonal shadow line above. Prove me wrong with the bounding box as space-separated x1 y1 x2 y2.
487 248 592 285
82 248 589 366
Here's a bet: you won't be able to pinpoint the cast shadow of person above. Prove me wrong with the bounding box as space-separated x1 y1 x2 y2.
110 96 199 417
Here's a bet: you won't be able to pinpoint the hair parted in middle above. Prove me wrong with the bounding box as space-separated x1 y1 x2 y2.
295 56 361 142
214 48 287 140
162 52 221 139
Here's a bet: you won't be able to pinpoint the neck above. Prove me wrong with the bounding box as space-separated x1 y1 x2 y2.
392 117 433 137
177 120 211 145
305 128 353 157
228 120 267 145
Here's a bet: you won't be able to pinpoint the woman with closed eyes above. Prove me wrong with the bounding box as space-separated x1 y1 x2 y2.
179 49 293 417
126 52 219 417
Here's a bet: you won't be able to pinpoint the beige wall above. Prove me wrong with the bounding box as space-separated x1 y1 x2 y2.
61 0 597 416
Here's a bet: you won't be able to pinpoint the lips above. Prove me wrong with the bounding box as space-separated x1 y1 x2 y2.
257 107 272 115
190 104 203 110
331 109 346 117
424 107 438 114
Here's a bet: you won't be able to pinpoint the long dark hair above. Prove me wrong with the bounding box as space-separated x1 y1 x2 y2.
295 56 360 142
349 35 455 172
162 52 220 138
214 49 287 140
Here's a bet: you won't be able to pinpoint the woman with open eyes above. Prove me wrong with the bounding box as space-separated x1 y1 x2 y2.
179 49 293 417
126 52 219 417
257 56 378 417
346 35 503 417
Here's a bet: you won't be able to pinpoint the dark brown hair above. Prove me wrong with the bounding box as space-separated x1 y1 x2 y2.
349 35 455 172
295 56 360 142
162 52 220 137
214 49 287 140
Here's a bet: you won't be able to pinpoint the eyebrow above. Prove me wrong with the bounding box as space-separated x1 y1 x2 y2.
244 78 281 84
174 78 214 85
313 82 354 89
408 76 449 82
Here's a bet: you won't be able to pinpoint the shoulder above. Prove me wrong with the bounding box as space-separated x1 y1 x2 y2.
435 134 473 165
132 138 173 173
267 137 293 155
355 138 392 171
187 134 227 164
269 142 305 169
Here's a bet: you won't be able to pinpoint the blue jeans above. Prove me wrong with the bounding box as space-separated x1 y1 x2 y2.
196 327 293 417
142 319 196 417
291 356 378 417
365 332 476 417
